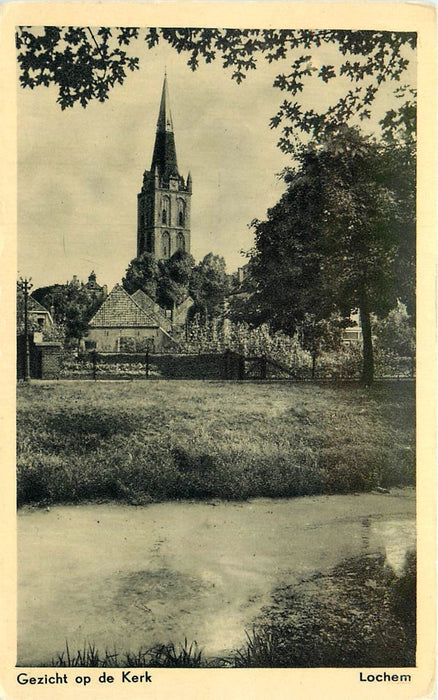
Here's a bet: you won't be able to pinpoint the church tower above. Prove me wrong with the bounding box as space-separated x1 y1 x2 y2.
137 75 192 260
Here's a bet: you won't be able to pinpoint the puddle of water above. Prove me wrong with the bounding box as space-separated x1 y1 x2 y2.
17 489 415 664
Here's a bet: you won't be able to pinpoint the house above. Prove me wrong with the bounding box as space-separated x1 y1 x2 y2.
131 289 194 329
87 284 177 352
173 295 195 326
27 296 54 333
343 311 363 345
131 289 172 332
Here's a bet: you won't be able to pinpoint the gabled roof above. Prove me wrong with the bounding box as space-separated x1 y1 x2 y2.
177 295 194 309
131 289 172 331
131 289 156 313
89 284 159 328
28 296 51 314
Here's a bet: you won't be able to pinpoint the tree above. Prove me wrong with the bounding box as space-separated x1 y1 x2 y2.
297 313 347 379
375 301 415 358
32 278 103 346
249 126 415 384
190 253 230 320
16 27 416 154
157 250 195 310
122 252 159 297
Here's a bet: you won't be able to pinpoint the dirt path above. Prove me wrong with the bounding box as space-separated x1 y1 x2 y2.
18 489 415 665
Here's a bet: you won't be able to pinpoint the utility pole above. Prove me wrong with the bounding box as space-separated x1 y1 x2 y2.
17 277 33 382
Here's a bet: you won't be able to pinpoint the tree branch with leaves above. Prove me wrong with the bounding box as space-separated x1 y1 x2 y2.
16 27 416 154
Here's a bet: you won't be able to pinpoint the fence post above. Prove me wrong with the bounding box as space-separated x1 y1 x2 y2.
92 350 97 381
145 349 149 378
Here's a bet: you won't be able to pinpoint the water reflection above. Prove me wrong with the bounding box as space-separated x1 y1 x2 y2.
18 490 415 664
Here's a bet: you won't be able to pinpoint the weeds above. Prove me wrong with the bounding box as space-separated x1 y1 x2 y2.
51 638 202 668
53 642 120 668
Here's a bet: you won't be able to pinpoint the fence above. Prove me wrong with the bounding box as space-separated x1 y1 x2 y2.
29 347 415 382
57 349 294 381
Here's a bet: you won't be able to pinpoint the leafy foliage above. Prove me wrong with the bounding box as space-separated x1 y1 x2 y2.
122 252 159 297
246 126 415 383
157 250 195 308
16 287 65 341
375 302 415 358
32 277 104 344
16 27 416 153
190 253 230 319
122 250 229 316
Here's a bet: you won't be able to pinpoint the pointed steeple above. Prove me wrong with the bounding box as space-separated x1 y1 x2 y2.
151 74 179 184
156 72 174 133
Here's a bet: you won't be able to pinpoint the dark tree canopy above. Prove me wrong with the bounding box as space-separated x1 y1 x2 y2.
247 126 415 383
122 252 159 298
32 278 103 343
16 27 416 153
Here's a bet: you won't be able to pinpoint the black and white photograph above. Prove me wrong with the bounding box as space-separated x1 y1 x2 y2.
3 4 436 698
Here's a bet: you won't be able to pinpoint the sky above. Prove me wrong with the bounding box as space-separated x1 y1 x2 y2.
17 30 416 291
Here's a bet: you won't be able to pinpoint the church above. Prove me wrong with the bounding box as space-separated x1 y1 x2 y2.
137 73 192 260
88 75 194 352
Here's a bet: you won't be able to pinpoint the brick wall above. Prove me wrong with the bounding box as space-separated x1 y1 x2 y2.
39 344 62 379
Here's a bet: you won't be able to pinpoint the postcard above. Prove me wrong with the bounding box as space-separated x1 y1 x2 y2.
1 3 436 699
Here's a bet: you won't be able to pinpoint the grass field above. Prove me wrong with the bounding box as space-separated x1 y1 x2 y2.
17 380 415 506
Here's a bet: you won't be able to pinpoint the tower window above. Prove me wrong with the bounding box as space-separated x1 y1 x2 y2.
162 232 171 259
177 233 185 252
177 198 185 227
162 195 170 226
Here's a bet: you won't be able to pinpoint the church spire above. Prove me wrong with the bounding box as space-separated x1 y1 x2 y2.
156 72 174 133
151 74 179 183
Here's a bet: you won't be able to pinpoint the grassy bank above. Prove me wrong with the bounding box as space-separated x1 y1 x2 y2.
17 380 415 506
235 550 416 667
